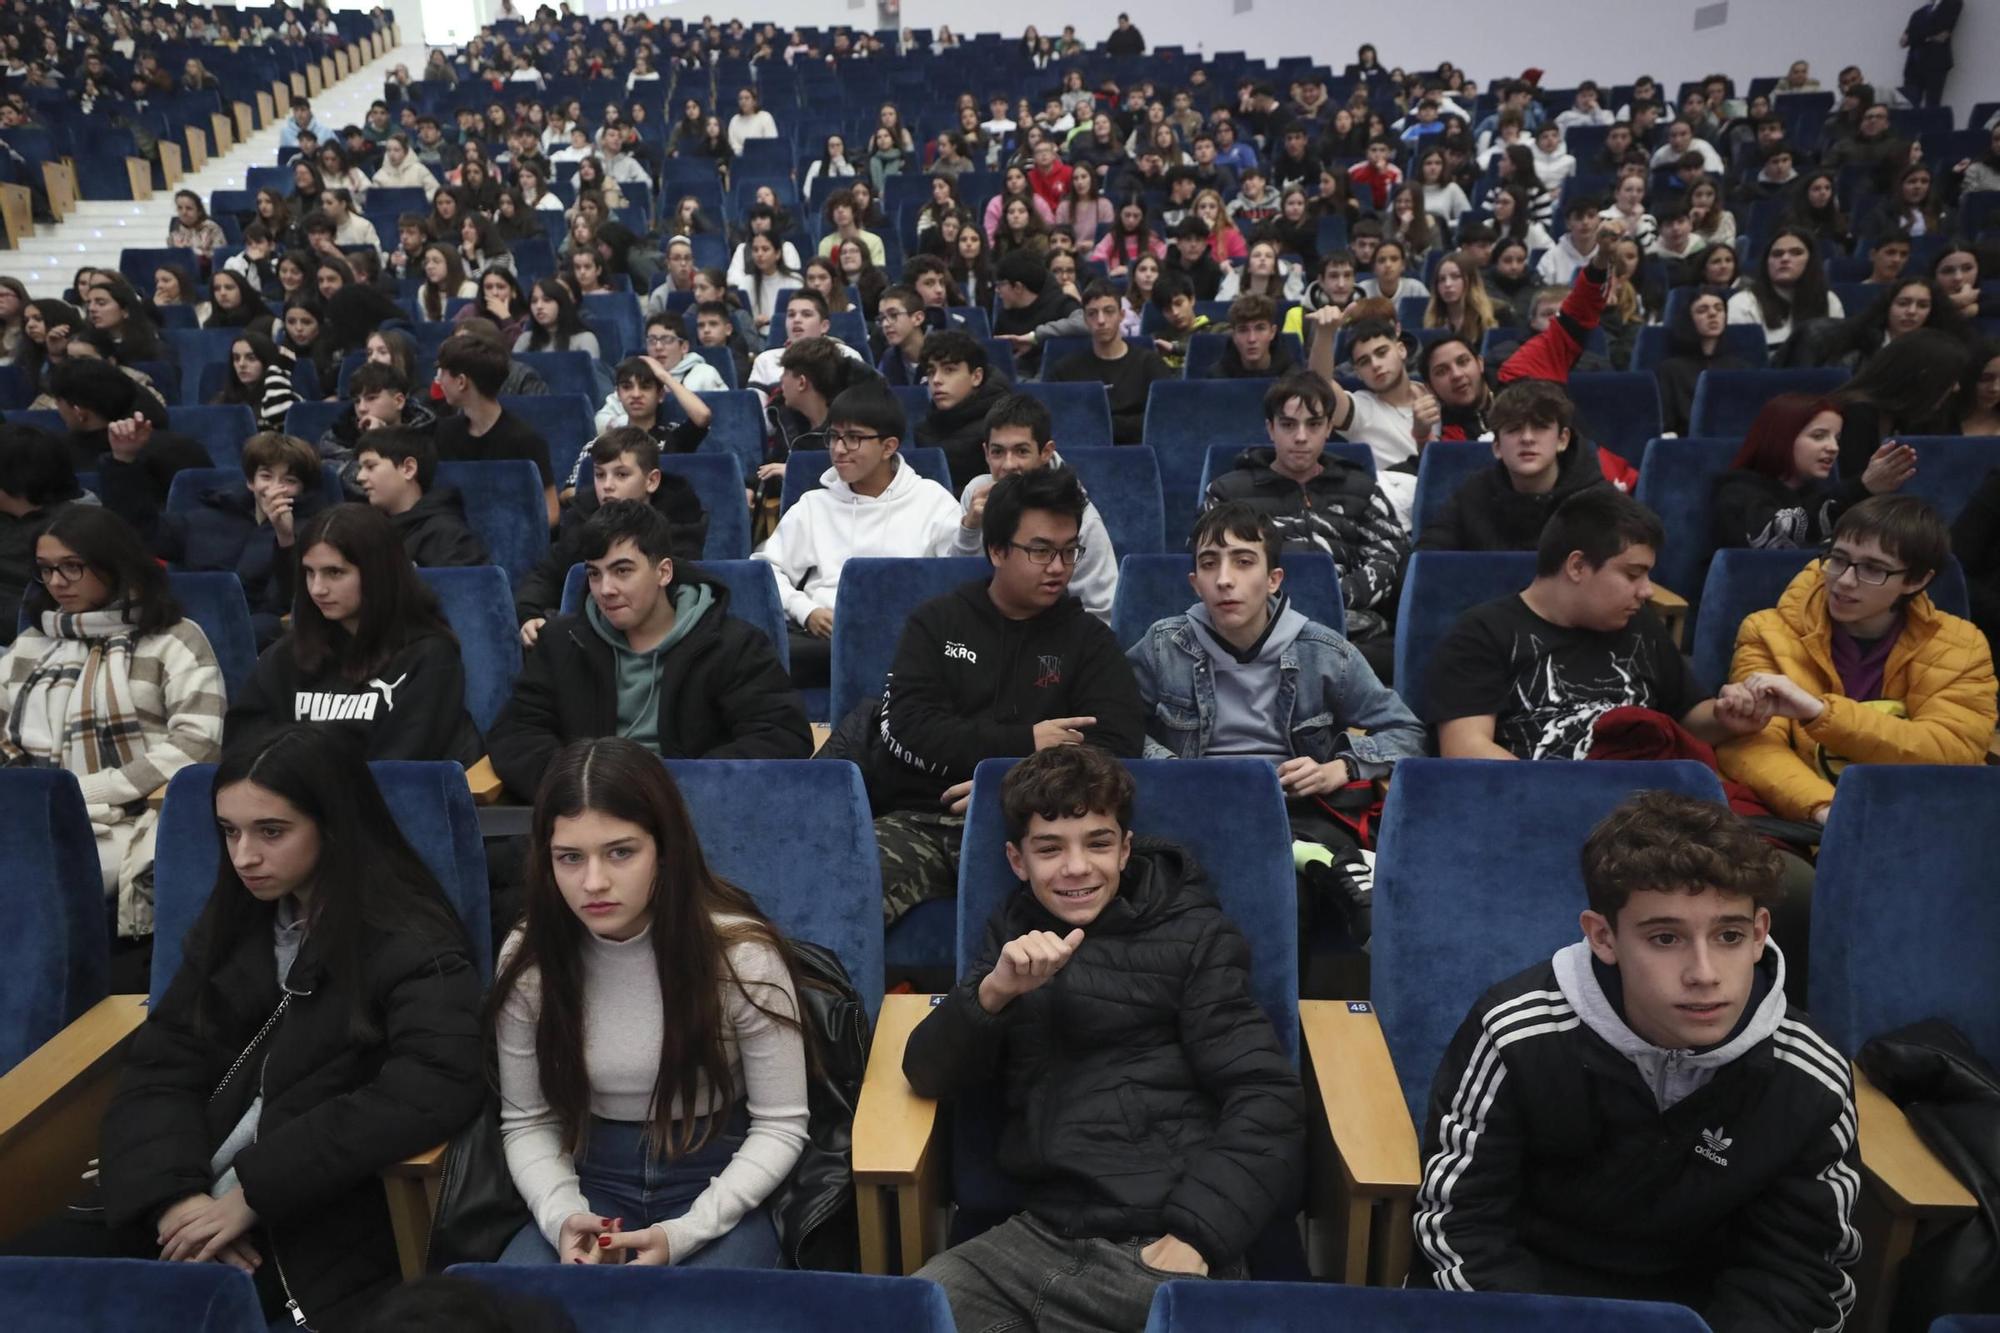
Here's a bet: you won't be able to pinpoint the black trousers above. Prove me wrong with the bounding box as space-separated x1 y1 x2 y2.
787 627 831 689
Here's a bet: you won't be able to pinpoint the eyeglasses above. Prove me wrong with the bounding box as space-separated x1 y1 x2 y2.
1007 542 1084 567
826 430 883 451
34 559 90 585
644 332 680 347
1822 549 1906 586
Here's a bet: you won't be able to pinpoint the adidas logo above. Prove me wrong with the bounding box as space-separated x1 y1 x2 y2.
1695 1126 1732 1167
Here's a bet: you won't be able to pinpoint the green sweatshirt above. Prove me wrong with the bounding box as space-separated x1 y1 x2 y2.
585 583 714 750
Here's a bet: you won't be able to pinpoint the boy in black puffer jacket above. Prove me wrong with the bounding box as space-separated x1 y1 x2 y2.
1413 792 1860 1330
1417 379 1611 553
906 746 1305 1332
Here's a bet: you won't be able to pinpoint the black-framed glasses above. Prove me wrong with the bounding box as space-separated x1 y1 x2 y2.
34 559 90 585
1007 542 1084 567
1822 549 1906 587
826 430 883 451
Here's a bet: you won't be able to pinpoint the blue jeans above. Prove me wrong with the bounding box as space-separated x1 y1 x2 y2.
499 1106 783 1268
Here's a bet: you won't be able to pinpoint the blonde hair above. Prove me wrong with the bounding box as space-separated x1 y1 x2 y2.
1423 250 1499 344
1192 188 1240 244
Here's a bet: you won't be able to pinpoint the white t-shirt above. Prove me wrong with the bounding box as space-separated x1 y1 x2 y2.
1342 388 1418 470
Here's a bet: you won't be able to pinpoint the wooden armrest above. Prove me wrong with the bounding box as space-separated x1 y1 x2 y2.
0 995 148 1242
1301 999 1421 1197
146 783 168 811
851 993 943 1185
1648 585 1690 646
384 1142 447 1179
465 756 504 806
1854 1063 1976 1218
1986 729 1999 763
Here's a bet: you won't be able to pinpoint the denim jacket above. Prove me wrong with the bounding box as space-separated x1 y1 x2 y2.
1126 607 1426 774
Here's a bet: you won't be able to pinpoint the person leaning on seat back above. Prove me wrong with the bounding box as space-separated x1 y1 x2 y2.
6 724 484 1333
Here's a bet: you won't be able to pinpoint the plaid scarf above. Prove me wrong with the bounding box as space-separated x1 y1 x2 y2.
3 605 148 783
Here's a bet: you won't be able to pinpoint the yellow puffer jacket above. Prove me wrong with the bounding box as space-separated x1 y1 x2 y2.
1719 562 1998 820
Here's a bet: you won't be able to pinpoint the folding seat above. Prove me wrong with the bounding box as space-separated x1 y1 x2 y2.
690 342 738 388
0 365 28 411
1809 765 2000 1329
512 349 599 401
1144 1280 1709 1331
853 757 1308 1277
779 447 952 514
1563 371 1662 468
1632 435 1738 619
165 572 258 702
0 1258 265 1333
1011 381 1117 451
887 384 931 436
654 452 753 560
0 772 104 1075
165 406 255 474
560 558 791 670
1316 757 1728 1283
1884 436 2000 525
117 248 201 291
7 409 67 436
1180 332 1303 380
946 306 991 338
1111 551 1344 650
1411 439 1492 535
430 461 550 588
1061 445 1165 556
827 556 990 726
1688 368 1851 439
1689 548 1970 695
280 400 345 450
447 1265 953 1333
166 464 344 515
827 308 871 360
415 564 522 735
1141 379 1276 541
1392 551 1537 717
495 393 594 487
693 389 769 480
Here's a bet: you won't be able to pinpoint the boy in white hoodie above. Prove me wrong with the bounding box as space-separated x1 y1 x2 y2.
924 393 1118 624
755 380 962 687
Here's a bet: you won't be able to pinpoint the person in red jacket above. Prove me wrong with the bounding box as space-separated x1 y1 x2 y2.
1027 140 1074 214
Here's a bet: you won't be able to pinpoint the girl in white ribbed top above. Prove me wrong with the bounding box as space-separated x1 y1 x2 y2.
491 737 810 1267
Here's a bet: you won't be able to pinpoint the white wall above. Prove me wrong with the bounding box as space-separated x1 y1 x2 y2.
638 0 1997 110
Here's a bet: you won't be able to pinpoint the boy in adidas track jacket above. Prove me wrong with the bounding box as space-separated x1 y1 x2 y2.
1413 791 1860 1333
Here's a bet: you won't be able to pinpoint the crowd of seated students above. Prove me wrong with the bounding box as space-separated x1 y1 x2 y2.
4 4 2000 1330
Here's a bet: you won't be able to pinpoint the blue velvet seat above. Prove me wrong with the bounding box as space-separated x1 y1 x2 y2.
1139 379 1275 542
166 571 258 702
1627 323 1768 372
151 762 492 997
1564 371 1663 468
1180 332 1303 380
1019 380 1115 448
1882 436 2000 526
0 772 105 1075
561 558 792 670
1811 765 2000 1066
664 759 883 1019
416 564 521 735
828 309 871 360
1110 551 1345 649
280 400 345 450
432 461 551 587
496 393 594 490
695 389 772 481
448 1264 954 1332
887 385 930 437
116 246 201 291
1062 445 1166 556
1412 440 1492 535
166 464 345 514
1688 368 1850 439
1632 436 1738 617
778 447 953 514
164 406 255 473
1393 551 1537 718
579 293 643 365
828 556 990 725
944 757 1301 1265
1690 549 1971 695
1144 1279 1712 1331
513 349 599 401
1375 758 1728 1116
0 1257 264 1332
1930 1317 2000 1332
656 451 752 560
1197 441 1377 504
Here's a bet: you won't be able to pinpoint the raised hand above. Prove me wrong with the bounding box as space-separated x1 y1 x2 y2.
1860 441 1916 494
978 927 1085 1012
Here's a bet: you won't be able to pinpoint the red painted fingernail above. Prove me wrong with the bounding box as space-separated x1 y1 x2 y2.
598 1234 611 1247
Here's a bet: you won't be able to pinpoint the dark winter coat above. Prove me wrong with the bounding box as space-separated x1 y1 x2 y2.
1202 447 1407 616
1710 470 1868 553
1417 437 1613 552
487 570 812 799
915 377 1015 491
513 475 708 623
100 900 484 1332
225 631 484 765
142 485 330 643
389 486 491 568
903 840 1305 1267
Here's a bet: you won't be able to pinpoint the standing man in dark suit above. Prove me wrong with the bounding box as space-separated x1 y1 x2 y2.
1901 0 1961 108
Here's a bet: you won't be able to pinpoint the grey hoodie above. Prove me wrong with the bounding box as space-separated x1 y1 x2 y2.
585 583 714 750
1553 938 1790 1111
1187 596 1309 758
